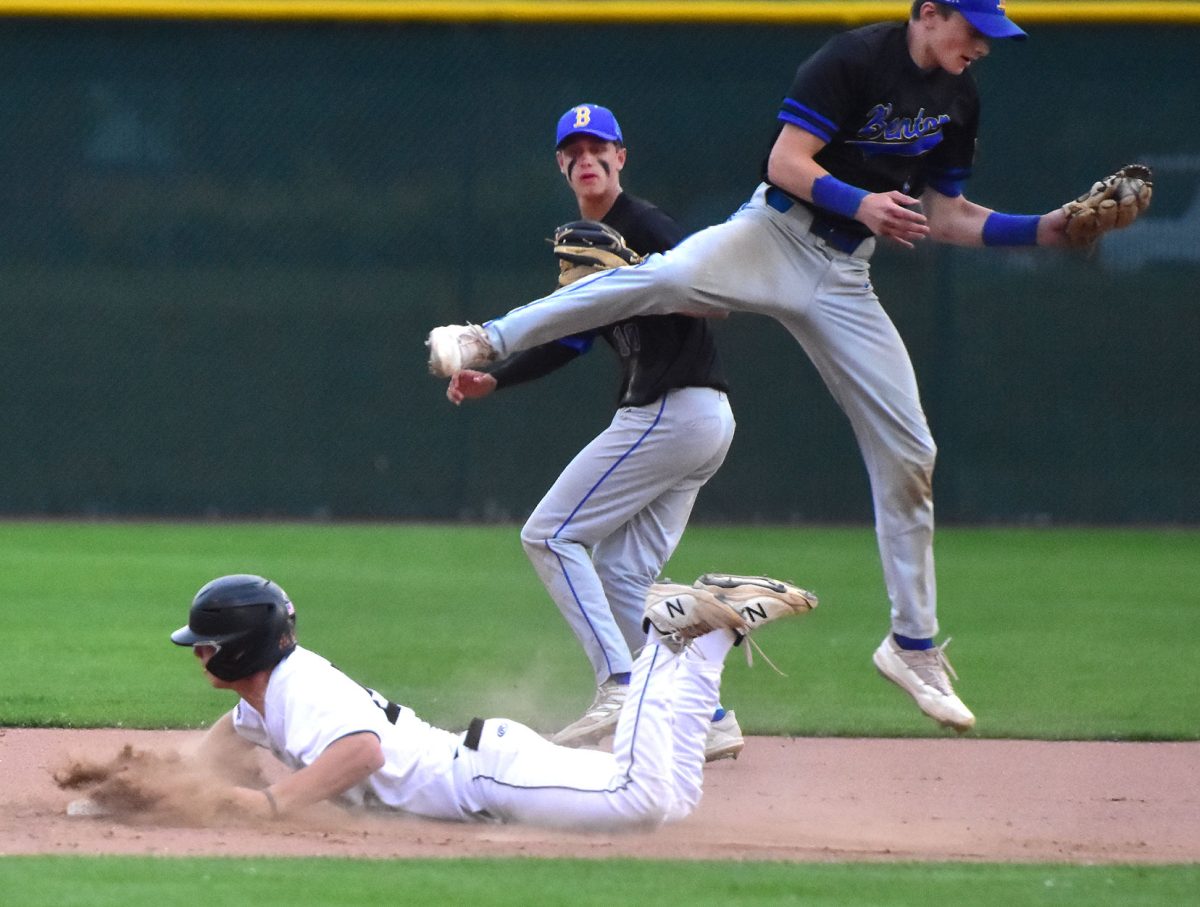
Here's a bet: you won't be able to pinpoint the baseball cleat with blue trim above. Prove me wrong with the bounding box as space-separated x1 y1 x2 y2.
873 634 975 732
704 709 745 762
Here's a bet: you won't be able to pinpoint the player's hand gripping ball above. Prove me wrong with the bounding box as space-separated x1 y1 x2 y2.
1060 163 1153 247
551 220 642 287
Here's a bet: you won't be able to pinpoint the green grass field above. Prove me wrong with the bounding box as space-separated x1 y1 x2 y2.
1 857 1197 907
1 520 1196 903
1 521 1196 738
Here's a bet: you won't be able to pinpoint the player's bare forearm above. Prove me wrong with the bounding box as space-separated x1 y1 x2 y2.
264 731 384 817
924 190 1072 248
766 124 830 200
190 711 250 765
196 723 383 820
922 190 990 245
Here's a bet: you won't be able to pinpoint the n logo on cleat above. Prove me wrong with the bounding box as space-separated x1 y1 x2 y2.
740 602 769 624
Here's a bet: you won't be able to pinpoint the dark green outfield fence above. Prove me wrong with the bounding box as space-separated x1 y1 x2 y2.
1 9 1198 522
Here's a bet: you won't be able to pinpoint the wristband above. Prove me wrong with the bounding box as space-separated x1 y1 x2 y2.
263 787 280 818
811 175 869 220
982 212 1040 247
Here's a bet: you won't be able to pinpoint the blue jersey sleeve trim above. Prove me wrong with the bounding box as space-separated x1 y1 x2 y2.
781 98 837 133
777 111 833 143
926 165 972 198
556 333 595 353
926 178 966 197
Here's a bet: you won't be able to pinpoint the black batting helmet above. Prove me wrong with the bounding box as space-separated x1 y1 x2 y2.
171 574 297 681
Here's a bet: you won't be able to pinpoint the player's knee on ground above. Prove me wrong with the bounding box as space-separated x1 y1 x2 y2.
618 797 671 831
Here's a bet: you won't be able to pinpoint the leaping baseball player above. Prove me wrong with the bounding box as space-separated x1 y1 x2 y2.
426 1 1151 733
166 573 815 827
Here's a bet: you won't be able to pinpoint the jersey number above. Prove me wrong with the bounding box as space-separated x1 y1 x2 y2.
335 664 404 724
612 323 641 357
365 685 402 724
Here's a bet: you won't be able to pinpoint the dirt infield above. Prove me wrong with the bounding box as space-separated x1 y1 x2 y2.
2 728 1197 863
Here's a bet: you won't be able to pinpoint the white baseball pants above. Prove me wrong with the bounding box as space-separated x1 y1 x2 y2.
453 629 733 830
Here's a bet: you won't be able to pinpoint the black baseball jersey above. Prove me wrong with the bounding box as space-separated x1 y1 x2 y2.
490 192 729 408
768 21 981 239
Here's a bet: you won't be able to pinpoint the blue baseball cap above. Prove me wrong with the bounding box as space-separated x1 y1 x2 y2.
555 104 624 148
935 0 1026 39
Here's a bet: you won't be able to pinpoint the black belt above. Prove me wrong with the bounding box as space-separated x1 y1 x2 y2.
765 186 870 256
463 716 485 750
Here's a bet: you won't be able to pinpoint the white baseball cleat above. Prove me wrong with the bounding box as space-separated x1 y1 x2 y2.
426 324 497 377
704 710 745 762
643 582 749 643
550 678 627 747
693 573 818 631
873 634 976 732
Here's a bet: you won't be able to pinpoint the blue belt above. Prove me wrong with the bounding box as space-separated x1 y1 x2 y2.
765 185 870 256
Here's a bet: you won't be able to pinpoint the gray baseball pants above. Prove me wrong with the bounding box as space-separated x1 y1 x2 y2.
522 386 735 684
486 183 938 639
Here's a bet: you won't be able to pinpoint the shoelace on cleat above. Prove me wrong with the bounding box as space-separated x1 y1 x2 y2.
898 637 958 694
739 633 787 676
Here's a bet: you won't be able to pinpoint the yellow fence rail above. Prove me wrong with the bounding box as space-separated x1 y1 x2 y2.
2 1 1200 25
